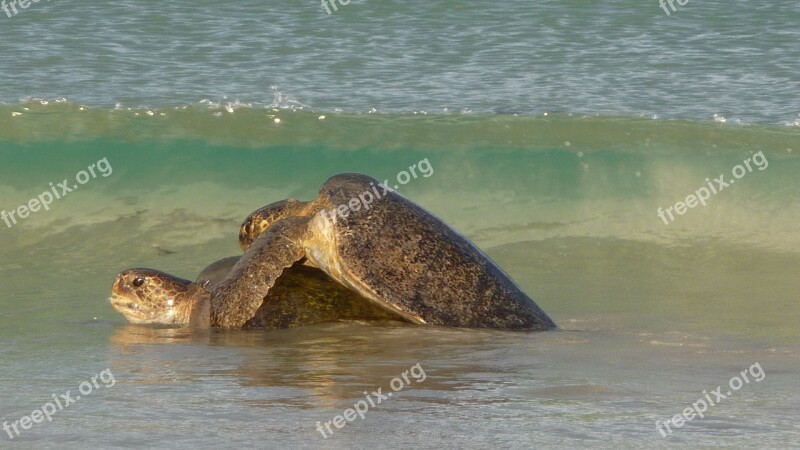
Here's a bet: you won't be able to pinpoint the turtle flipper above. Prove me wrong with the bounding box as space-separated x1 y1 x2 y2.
210 217 311 328
189 287 212 328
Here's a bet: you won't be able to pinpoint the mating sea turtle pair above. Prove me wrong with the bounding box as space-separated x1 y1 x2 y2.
110 173 556 331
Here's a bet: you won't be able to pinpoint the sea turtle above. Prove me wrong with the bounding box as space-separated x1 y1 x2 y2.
111 173 556 331
110 257 402 328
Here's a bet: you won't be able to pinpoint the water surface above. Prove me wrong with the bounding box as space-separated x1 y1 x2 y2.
1 0 799 448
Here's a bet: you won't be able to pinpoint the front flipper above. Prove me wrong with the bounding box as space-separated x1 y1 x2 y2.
210 217 311 328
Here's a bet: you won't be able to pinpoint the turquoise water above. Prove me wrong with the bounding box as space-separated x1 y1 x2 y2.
1 1 799 449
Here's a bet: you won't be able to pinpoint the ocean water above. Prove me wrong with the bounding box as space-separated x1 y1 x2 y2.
1 1 799 449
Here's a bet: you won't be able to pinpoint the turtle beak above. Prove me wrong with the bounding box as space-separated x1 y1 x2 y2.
109 274 146 322
108 294 153 324
108 295 135 311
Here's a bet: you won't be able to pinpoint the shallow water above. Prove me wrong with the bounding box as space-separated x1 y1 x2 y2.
1 117 798 448
1 0 800 448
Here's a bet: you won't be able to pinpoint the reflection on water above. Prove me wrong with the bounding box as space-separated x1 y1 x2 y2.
110 324 199 347
108 322 535 405
94 320 800 448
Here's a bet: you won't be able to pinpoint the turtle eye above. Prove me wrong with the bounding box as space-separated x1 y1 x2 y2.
132 277 146 288
244 220 253 235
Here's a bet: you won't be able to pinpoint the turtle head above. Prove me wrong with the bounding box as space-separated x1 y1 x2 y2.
239 198 310 250
110 269 197 326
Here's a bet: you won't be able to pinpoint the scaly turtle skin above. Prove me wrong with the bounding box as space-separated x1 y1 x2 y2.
110 258 402 329
214 173 556 330
110 269 197 325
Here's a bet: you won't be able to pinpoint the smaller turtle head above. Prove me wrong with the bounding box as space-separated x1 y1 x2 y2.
239 198 309 250
110 269 196 325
